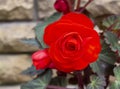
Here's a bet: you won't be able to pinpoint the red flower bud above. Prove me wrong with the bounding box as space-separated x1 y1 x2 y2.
32 49 51 70
48 63 56 69
54 0 70 14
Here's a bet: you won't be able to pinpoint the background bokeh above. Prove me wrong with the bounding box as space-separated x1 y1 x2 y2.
0 0 120 89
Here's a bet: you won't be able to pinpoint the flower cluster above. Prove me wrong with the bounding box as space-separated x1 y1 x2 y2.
32 12 101 72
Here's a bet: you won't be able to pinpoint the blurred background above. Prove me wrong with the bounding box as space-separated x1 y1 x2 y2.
0 0 120 89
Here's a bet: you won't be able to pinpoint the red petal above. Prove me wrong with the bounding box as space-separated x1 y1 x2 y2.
49 40 89 72
80 37 101 62
61 12 94 28
44 22 98 46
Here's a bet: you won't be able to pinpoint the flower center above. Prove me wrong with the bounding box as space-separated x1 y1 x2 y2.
66 42 76 51
65 39 77 51
58 32 83 56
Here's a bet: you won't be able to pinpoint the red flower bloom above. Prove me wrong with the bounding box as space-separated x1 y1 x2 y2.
32 12 101 72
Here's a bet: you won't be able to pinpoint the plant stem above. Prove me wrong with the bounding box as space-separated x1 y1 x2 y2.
75 71 84 89
79 0 93 13
107 20 119 31
76 0 81 10
46 85 75 89
83 66 91 85
66 0 75 11
57 71 67 77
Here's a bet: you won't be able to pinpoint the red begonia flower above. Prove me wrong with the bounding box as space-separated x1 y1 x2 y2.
32 12 101 73
44 12 101 72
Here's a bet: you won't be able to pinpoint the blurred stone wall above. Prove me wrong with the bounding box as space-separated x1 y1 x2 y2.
0 0 120 85
0 0 56 85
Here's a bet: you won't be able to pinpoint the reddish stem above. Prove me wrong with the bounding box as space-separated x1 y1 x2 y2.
75 71 84 89
107 20 119 31
118 57 120 63
76 0 81 10
57 71 67 76
66 0 75 11
83 66 91 85
79 0 93 13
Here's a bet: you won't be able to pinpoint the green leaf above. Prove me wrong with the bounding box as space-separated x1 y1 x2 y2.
86 75 106 89
21 65 45 76
109 81 120 89
90 60 114 75
113 66 120 81
90 41 116 75
50 76 67 87
21 69 52 89
109 66 120 89
103 15 120 30
104 31 120 56
35 13 62 48
99 40 117 65
20 38 40 48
